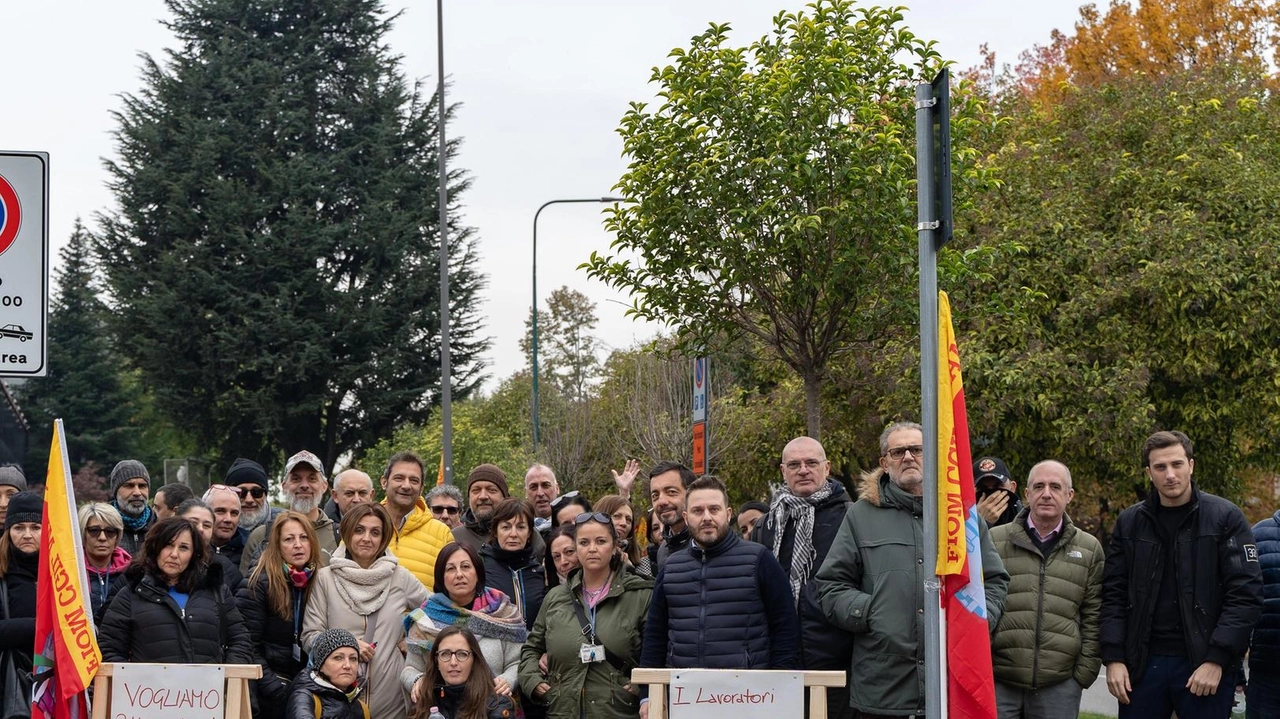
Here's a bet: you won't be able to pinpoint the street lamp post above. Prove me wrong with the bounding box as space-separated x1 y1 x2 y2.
531 196 625 448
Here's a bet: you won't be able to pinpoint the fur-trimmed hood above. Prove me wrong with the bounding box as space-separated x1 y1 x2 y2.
856 468 920 512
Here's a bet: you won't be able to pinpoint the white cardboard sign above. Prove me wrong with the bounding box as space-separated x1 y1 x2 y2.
109 664 225 719
668 669 803 719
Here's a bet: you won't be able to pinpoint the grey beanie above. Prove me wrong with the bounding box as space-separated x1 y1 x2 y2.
308 628 360 668
0 465 26 492
109 460 150 496
5 491 43 531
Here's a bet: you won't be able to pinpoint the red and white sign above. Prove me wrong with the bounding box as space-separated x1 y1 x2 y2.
0 152 48 376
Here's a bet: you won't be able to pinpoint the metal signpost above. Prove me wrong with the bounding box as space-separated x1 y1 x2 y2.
0 152 49 377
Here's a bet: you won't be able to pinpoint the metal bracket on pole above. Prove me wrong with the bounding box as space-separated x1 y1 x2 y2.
917 221 940 232
915 96 938 110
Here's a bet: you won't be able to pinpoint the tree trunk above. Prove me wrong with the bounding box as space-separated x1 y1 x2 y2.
803 369 822 441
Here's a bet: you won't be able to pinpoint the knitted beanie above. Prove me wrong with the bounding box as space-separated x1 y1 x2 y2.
466 464 510 498
308 628 360 668
225 458 269 491
109 460 150 496
0 465 27 492
5 491 43 530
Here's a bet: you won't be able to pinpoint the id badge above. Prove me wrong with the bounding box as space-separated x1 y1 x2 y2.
580 643 605 663
293 644 302 662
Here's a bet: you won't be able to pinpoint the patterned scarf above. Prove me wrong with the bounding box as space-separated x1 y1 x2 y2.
404 589 529 653
770 481 835 604
287 563 316 588
326 547 399 616
114 501 152 531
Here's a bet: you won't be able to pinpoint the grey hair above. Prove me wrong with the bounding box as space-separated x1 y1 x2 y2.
879 421 924 456
78 502 124 533
524 464 557 484
1027 460 1073 490
425 483 464 504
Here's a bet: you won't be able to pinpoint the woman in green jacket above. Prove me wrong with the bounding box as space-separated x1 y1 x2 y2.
519 512 652 719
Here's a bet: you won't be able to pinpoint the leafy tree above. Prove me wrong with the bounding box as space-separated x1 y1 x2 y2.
519 286 603 402
17 221 138 481
97 0 487 472
958 65 1280 509
586 0 993 438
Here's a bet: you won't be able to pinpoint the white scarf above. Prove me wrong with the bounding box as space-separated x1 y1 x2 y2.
770 481 835 604
327 546 400 616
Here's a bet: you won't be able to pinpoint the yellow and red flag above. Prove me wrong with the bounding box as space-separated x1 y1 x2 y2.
935 292 996 719
32 419 101 719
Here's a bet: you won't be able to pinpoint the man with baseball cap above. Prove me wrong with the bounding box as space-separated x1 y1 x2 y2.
0 465 28 527
975 455 1023 527
241 450 339 574
109 459 155 555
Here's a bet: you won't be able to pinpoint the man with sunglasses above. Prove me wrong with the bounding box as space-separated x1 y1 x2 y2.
817 421 1008 719
225 457 274 532
425 484 464 529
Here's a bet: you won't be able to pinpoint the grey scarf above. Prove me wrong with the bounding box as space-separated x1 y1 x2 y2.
770 481 835 604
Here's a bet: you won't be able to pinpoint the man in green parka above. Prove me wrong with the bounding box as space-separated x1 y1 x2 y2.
989 460 1104 719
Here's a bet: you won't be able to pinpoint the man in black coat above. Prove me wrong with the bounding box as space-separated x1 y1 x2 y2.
751 436 854 719
1101 430 1262 719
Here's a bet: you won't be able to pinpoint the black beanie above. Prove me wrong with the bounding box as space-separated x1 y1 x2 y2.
5 491 42 531
225 458 269 490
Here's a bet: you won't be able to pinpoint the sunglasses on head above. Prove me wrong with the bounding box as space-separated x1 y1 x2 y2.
551 490 581 506
85 526 121 539
208 484 244 497
430 505 460 515
574 511 611 525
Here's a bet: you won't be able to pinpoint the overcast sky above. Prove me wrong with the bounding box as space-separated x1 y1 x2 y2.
0 1 1086 390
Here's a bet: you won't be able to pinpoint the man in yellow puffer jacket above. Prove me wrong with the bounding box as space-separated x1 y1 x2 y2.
380 450 454 590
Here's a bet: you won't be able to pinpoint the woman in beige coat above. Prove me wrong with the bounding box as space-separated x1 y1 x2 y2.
302 503 429 719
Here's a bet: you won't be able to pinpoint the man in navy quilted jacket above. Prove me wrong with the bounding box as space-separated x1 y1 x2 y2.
1247 507 1280 718
638 474 800 719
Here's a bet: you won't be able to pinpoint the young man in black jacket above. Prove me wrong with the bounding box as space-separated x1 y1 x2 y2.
1101 430 1262 719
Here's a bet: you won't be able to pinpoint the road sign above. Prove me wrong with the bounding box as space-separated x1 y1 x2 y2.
0 152 48 376
692 421 706 476
692 356 707 422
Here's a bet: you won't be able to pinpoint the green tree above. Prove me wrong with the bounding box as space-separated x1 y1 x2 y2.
958 65 1280 510
586 1 993 439
17 221 138 482
97 0 487 472
520 286 603 402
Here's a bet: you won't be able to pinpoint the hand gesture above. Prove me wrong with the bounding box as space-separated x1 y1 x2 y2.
612 458 641 495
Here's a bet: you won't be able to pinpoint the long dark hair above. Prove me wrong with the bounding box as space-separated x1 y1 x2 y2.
409 626 496 719
130 516 208 592
592 494 640 566
433 542 486 601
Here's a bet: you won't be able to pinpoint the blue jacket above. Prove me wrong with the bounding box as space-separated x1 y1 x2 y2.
641 529 800 671
1250 510 1280 672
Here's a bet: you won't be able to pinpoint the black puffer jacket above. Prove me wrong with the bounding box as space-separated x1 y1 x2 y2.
98 560 254 664
750 479 853 670
429 681 517 719
480 542 547 630
1251 510 1280 672
1100 484 1262 680
286 669 367 719
237 573 310 715
0 546 38 670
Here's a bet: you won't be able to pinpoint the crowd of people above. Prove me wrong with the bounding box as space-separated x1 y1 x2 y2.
0 426 1275 719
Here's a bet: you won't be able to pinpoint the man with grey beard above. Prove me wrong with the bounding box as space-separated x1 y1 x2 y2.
240 450 339 574
226 457 275 532
110 459 156 555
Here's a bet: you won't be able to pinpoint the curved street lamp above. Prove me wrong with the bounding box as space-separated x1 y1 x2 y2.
531 196 626 448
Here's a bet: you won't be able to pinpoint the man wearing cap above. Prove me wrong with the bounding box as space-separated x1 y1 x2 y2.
976 455 1023 528
109 459 155 555
379 450 453 589
226 458 274 533
203 484 248 567
454 464 545 561
323 468 374 538
990 460 1105 719
0 465 28 527
241 450 339 574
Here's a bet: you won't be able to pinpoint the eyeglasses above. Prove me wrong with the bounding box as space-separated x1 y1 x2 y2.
238 486 266 499
886 445 924 461
436 649 473 662
208 484 244 497
430 505 460 515
783 459 825 472
85 526 121 539
574 512 611 525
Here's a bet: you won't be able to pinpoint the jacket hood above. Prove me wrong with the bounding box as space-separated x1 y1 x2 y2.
857 468 887 505
86 546 132 576
857 468 920 511
460 507 492 535
480 540 536 568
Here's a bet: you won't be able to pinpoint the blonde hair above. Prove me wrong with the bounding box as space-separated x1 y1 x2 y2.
247 511 321 620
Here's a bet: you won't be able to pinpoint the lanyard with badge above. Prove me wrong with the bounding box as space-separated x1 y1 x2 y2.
575 572 611 664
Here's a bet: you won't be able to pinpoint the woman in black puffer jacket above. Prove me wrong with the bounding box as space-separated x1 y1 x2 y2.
98 516 253 664
287 628 368 719
0 492 41 680
480 499 546 630
237 511 320 717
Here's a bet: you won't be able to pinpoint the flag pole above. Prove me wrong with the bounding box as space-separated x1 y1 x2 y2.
916 78 945 719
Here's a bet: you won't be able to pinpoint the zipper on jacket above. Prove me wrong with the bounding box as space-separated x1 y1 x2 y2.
1032 559 1046 689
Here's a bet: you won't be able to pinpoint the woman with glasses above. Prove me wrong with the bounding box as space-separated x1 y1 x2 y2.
238 510 321 717
98 516 254 664
592 496 651 578
403 542 526 707
303 503 428 719
480 498 546 630
79 502 130 621
408 626 516 719
519 512 652 719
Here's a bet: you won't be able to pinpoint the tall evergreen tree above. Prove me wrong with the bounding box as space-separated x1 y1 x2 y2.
18 220 137 482
97 0 487 471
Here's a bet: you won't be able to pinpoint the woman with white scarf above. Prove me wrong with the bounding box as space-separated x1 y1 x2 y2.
302 503 428 719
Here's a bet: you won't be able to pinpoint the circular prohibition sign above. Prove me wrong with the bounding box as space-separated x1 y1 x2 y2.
0 172 22 257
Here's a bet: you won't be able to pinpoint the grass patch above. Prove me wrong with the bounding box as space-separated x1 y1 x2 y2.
1078 713 1115 719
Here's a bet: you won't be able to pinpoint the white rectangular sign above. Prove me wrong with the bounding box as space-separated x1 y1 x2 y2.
692 356 707 423
668 669 803 719
110 663 225 719
0 152 48 376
